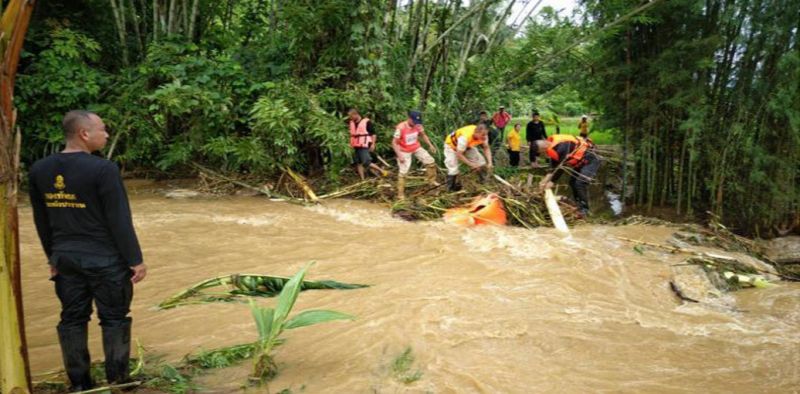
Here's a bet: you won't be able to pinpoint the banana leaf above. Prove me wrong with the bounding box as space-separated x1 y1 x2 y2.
158 273 368 310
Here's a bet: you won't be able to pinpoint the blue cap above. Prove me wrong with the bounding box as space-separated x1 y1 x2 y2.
408 110 423 124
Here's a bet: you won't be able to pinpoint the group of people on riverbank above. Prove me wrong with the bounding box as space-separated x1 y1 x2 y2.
347 107 600 215
26 108 599 392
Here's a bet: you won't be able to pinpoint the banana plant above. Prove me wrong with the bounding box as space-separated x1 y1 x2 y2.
249 263 354 381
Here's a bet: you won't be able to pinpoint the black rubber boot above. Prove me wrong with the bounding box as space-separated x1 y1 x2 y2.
57 325 94 391
477 168 488 183
446 175 460 192
102 323 131 384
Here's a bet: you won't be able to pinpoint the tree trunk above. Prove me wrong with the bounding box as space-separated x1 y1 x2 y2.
109 0 130 65
449 4 484 105
181 0 188 35
486 0 516 51
420 43 443 110
188 0 199 40
129 0 144 57
152 0 159 41
0 1 37 393
167 0 177 35
387 0 397 43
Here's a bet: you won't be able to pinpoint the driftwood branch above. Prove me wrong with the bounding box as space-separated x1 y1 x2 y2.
616 236 793 281
190 162 304 204
281 166 319 203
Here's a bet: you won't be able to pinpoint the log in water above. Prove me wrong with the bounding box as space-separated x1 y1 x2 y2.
18 180 800 392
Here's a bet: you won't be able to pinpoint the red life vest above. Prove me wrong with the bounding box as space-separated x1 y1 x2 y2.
349 117 373 148
394 120 422 152
546 134 593 167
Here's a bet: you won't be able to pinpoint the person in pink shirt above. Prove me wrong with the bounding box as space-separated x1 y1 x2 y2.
392 110 438 199
492 106 512 131
491 106 512 164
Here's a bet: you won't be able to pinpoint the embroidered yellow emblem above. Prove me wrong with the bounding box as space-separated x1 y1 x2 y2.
54 175 66 190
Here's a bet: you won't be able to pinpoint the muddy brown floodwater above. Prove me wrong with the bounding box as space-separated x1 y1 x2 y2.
18 180 800 393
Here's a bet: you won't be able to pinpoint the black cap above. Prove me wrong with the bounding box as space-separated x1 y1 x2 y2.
532 110 540 116
408 110 423 124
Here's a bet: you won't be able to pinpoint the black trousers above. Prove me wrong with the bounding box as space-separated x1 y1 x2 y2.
528 139 543 163
508 150 520 167
352 148 372 167
53 255 133 330
488 128 502 165
569 152 601 214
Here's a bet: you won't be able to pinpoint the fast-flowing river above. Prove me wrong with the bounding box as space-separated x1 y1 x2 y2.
18 180 800 393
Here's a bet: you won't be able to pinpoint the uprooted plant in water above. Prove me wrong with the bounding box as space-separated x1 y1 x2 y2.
249 263 355 382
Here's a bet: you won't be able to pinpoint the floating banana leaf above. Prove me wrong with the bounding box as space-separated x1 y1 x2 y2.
158 274 368 310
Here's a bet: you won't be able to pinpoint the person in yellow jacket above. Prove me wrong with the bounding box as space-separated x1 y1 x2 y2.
506 123 522 167
443 123 493 191
578 115 590 138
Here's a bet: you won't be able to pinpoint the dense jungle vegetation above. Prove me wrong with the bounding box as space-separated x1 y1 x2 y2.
15 0 799 236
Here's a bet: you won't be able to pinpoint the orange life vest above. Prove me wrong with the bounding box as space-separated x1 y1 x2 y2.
349 117 373 148
445 125 485 150
395 120 422 152
546 134 593 167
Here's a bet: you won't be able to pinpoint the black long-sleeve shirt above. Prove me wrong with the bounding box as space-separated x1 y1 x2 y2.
28 152 143 266
526 120 547 142
549 141 578 182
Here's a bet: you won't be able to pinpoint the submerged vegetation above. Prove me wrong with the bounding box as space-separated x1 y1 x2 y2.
391 347 424 385
157 272 368 309
35 265 356 392
248 264 355 382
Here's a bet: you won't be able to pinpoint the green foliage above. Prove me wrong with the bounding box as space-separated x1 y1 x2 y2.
144 364 196 394
583 0 799 235
17 27 107 158
184 343 258 369
391 347 423 384
249 264 354 382
17 1 585 180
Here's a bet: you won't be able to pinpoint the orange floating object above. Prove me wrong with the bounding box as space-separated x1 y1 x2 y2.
443 193 507 226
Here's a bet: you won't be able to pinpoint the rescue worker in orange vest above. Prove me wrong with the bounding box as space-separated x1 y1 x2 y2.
348 108 387 180
392 110 438 200
443 123 493 191
537 134 600 217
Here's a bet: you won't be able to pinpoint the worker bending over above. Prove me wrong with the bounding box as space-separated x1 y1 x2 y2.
537 134 600 217
443 123 493 191
393 110 439 199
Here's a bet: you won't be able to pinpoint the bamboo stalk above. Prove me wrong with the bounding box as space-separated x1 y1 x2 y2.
544 188 569 233
282 166 319 203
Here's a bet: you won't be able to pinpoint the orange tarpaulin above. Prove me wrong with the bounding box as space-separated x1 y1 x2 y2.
443 193 507 227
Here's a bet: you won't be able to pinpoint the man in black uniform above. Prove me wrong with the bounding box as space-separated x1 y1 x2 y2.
29 110 147 391
526 111 547 167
